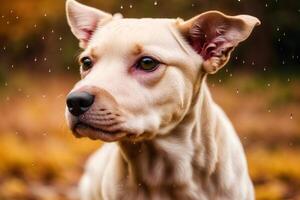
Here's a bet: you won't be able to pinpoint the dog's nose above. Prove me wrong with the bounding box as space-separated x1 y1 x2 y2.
66 92 95 116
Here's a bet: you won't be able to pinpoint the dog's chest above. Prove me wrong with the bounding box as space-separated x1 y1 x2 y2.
115 181 204 200
109 144 213 200
112 172 220 200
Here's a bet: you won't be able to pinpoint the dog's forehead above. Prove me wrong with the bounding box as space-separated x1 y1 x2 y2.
89 18 181 52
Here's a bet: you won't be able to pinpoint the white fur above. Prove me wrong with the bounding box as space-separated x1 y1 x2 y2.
65 1 259 199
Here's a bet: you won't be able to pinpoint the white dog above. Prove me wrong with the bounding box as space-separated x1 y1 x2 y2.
65 0 260 199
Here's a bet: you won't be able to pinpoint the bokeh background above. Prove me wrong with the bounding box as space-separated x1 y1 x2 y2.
0 0 299 199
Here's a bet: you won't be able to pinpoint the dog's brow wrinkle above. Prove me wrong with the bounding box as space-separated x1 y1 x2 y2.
169 24 190 55
132 44 143 55
90 47 100 59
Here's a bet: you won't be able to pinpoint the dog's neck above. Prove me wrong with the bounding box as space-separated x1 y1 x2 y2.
118 79 218 193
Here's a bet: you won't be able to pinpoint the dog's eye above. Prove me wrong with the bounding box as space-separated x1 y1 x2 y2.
136 57 159 72
80 57 93 71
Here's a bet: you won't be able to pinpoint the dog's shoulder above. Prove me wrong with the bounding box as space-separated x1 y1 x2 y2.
79 143 118 200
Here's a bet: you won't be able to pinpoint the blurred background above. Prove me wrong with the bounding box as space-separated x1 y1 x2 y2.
0 0 299 199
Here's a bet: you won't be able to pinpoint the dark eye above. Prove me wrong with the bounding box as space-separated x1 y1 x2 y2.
80 57 93 71
136 57 160 72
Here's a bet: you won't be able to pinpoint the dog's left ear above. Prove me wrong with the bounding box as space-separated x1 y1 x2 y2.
178 11 260 74
66 0 113 48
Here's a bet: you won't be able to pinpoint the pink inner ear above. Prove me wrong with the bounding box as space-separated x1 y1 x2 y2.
80 28 95 43
190 26 234 60
70 9 103 44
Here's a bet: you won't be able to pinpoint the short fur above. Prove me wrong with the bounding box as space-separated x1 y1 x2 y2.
65 1 260 199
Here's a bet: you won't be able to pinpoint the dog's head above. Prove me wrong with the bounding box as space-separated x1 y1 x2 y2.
65 0 260 142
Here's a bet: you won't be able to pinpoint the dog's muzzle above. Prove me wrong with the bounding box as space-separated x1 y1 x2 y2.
65 86 129 142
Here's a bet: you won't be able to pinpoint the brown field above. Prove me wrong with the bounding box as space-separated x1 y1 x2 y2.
0 71 299 200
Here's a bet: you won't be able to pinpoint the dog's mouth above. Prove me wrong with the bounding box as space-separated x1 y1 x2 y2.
73 122 127 142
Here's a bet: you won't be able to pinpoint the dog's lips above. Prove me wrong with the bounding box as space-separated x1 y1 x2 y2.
73 122 127 142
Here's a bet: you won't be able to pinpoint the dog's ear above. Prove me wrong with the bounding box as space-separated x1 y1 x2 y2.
178 11 260 74
66 0 113 48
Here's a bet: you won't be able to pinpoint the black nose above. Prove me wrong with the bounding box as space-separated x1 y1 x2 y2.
66 92 95 116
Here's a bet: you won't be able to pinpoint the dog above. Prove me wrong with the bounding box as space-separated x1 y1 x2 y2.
65 0 260 199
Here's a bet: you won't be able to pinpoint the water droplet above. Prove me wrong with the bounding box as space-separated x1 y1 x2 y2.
265 3 268 7
26 44 29 49
59 36 63 40
44 13 47 17
268 109 271 113
218 79 222 83
129 4 133 8
276 27 280 31
34 57 38 62
290 113 293 120
56 94 63 99
236 89 239 94
120 5 123 9
48 68 52 73
34 24 37 28
287 78 290 82
4 82 8 86
154 1 158 6
267 83 271 87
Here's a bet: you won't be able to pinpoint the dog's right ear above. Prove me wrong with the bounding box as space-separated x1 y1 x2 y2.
66 0 113 48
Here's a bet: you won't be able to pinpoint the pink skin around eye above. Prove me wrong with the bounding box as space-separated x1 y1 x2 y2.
129 63 166 86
